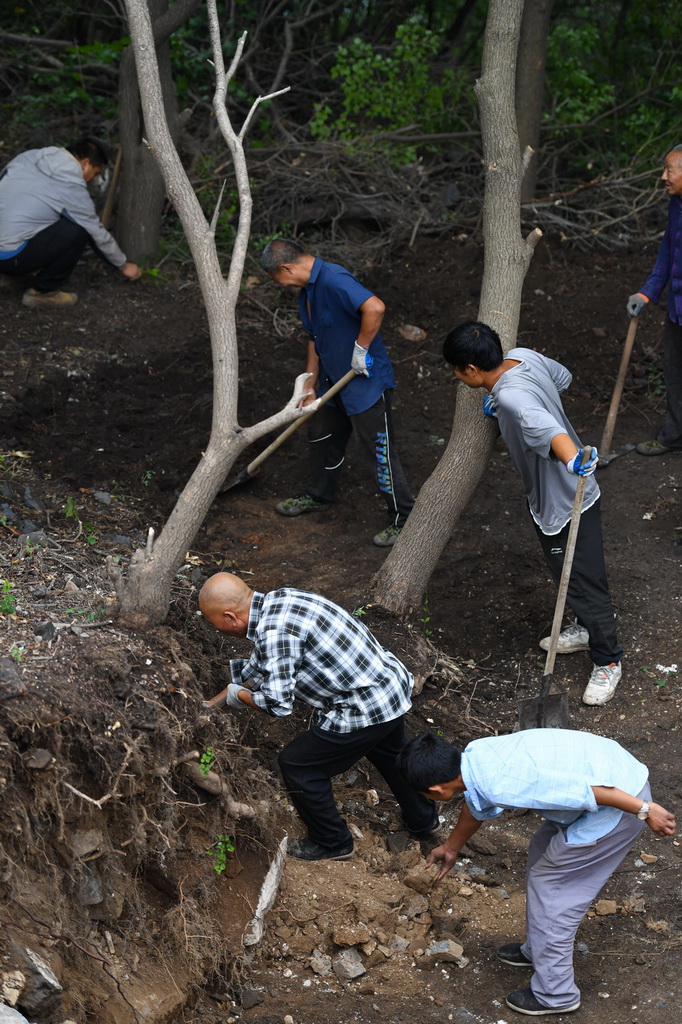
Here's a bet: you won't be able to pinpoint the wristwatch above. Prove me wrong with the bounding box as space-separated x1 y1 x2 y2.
636 801 650 820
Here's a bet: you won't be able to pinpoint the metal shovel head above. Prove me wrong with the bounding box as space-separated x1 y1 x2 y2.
517 675 571 731
598 443 636 468
219 464 258 493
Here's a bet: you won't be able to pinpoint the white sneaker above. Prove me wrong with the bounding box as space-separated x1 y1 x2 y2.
582 662 622 706
540 621 589 654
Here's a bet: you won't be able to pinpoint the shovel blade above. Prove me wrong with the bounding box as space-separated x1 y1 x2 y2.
517 691 571 731
598 444 636 468
218 466 258 493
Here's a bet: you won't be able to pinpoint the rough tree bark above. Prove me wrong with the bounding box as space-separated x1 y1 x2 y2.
516 0 554 203
371 0 542 618
110 0 311 628
117 0 202 262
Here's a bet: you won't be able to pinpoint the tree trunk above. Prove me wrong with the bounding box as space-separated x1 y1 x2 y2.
371 0 541 618
516 0 554 203
111 0 299 627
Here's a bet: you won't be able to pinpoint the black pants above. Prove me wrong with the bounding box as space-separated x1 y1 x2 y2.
658 317 682 449
533 499 622 666
0 217 89 291
306 391 414 526
277 715 437 850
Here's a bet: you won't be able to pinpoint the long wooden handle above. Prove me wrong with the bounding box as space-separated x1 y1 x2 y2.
540 446 592 691
244 369 357 475
599 318 638 455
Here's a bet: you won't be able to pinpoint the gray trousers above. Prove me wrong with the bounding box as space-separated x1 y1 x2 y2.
658 317 682 449
520 783 650 1008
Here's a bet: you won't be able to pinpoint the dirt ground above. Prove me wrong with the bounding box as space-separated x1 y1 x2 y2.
1 232 681 1024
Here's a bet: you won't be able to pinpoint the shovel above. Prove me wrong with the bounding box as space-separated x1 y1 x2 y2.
598 318 638 467
220 368 357 492
517 447 593 730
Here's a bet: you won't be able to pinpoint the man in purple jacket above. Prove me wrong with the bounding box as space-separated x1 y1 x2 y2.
627 144 682 455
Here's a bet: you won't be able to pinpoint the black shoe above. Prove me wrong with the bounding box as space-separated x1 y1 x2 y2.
497 943 533 967
505 988 580 1016
286 837 353 861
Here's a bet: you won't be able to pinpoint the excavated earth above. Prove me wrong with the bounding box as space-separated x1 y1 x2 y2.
0 232 681 1024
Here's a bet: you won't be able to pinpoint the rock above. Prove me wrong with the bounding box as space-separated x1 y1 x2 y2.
390 935 410 953
332 947 366 981
16 947 62 1012
71 830 105 858
386 831 415 854
237 987 265 1009
397 324 427 343
309 953 332 976
458 885 475 897
34 621 55 641
18 530 49 553
1 970 26 1005
403 864 434 895
640 853 658 864
594 899 617 916
0 658 25 697
93 491 111 505
332 922 371 947
0 1006 31 1024
78 866 104 906
466 835 498 856
22 487 45 511
419 939 466 969
402 893 429 919
22 749 53 770
365 789 379 807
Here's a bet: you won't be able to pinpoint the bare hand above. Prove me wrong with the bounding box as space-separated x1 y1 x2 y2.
121 261 141 280
202 689 228 711
426 842 459 882
646 802 676 837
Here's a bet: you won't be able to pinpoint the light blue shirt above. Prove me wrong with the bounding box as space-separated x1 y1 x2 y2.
460 729 648 844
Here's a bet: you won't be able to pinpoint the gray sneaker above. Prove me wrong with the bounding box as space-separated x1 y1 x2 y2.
539 621 589 654
276 493 330 516
373 524 403 547
582 662 621 706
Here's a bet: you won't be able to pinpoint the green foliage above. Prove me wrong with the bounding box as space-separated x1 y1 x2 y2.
208 833 235 874
1 580 16 616
10 646 24 664
63 496 79 519
199 747 216 777
546 23 615 125
420 596 433 638
83 523 98 546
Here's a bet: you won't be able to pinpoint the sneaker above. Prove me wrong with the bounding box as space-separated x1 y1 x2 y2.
635 440 675 456
373 524 403 547
497 943 533 968
539 621 589 654
505 988 580 1016
22 287 78 308
582 662 622 706
275 493 330 517
286 837 353 861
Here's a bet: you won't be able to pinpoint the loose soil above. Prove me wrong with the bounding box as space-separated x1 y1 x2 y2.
1 234 680 1024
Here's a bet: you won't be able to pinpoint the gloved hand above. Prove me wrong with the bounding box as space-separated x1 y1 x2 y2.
482 395 497 418
565 447 599 476
351 341 374 377
627 292 649 317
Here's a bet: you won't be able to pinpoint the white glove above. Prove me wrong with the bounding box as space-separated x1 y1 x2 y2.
351 342 374 377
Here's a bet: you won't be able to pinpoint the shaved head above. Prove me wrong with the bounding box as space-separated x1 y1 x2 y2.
199 573 254 635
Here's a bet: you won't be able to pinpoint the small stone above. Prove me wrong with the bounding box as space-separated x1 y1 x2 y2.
390 935 410 953
402 893 429 919
1 970 26 1006
16 947 62 1011
34 621 56 641
0 658 25 697
333 922 371 947
595 899 618 916
0 1006 31 1024
397 324 427 343
22 749 53 770
458 885 475 897
309 954 332 976
64 580 80 593
466 835 498 856
640 853 658 864
238 987 265 1009
365 789 379 807
332 947 366 981
284 1016 294 1024
419 939 466 970
404 864 434 895
93 491 112 505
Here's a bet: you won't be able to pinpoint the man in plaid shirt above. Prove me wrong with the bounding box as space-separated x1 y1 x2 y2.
199 572 437 861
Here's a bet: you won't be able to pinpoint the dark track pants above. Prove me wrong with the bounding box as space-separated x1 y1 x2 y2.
533 499 622 666
658 317 682 449
277 715 437 850
306 391 414 526
0 217 89 292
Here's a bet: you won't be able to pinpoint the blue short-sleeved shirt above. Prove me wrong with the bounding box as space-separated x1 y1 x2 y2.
298 258 396 415
460 729 648 844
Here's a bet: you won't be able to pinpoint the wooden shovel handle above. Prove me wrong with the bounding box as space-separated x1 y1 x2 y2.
540 446 593 692
599 318 638 455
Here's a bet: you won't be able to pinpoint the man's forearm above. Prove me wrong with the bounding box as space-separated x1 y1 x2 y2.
356 296 385 348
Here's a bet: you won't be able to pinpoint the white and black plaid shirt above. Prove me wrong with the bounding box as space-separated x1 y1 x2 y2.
229 588 413 734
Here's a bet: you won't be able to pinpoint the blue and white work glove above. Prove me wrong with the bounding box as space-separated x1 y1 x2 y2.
626 292 649 317
482 395 497 418
351 341 374 377
565 447 599 476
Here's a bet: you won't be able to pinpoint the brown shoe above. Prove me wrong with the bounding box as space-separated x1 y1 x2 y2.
22 288 78 309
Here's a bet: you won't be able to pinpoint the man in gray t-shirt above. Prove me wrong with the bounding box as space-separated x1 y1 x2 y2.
443 321 622 707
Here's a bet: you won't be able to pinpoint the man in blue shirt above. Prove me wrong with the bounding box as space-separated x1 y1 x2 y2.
199 572 438 861
262 238 414 546
627 144 682 455
399 730 676 1016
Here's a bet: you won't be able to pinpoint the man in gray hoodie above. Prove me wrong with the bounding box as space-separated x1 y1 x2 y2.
0 136 140 308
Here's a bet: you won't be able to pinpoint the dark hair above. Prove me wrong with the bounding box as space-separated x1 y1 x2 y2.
397 732 462 791
442 320 504 372
66 136 109 167
261 238 307 273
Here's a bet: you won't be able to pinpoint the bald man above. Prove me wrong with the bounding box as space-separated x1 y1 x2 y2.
199 573 437 861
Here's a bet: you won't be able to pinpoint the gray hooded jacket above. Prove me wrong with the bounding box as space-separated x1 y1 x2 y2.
0 147 126 268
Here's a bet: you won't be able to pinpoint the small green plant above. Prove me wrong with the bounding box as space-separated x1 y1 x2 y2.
1 580 16 615
83 522 98 546
645 366 666 397
352 606 367 618
63 496 78 519
420 596 433 638
10 646 24 663
208 833 235 874
199 747 216 777
141 470 155 487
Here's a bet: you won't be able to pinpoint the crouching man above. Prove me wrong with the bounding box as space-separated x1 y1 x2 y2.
199 572 438 861
398 729 675 1016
